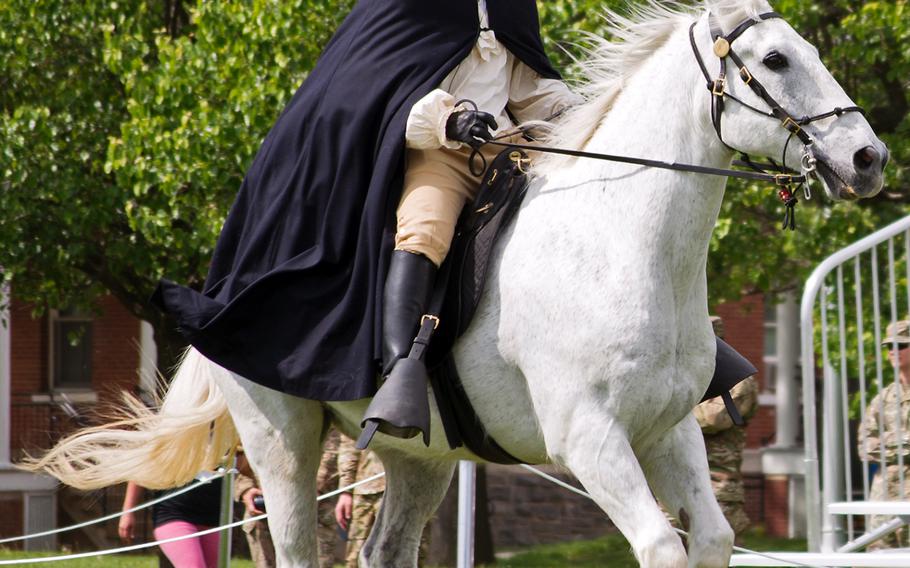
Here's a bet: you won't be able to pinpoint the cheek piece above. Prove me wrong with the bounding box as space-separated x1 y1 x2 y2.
689 11 864 225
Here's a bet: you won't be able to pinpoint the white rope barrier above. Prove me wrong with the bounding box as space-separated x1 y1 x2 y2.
0 472 386 565
518 464 592 499
4 463 828 567
518 464 825 568
0 470 228 545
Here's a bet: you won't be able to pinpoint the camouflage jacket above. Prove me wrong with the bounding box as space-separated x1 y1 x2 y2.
694 376 759 435
694 377 758 503
338 434 386 495
858 381 910 465
317 428 342 495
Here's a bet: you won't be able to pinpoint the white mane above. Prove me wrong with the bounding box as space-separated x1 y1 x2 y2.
536 0 770 174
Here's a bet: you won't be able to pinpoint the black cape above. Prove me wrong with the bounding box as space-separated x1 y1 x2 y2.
153 0 562 400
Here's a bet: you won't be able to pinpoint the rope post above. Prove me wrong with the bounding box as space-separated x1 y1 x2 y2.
217 463 235 568
457 460 476 568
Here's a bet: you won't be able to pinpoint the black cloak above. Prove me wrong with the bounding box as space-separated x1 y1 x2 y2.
153 0 562 400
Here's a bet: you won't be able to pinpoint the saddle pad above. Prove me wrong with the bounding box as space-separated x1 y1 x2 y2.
427 147 531 366
424 147 531 464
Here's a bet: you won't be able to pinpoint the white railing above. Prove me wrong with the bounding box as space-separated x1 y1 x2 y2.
801 215 910 552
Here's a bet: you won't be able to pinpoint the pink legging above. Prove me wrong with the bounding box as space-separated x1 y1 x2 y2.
154 520 221 568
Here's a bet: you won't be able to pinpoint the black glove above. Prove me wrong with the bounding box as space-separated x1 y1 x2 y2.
445 110 498 148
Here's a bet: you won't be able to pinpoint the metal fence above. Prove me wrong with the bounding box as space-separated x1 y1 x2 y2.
801 215 910 552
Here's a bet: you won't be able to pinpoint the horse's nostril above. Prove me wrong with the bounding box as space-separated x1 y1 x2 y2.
853 146 879 171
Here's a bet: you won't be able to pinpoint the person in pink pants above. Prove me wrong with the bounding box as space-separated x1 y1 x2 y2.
120 477 223 568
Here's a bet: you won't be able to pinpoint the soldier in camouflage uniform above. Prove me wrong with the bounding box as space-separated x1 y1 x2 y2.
857 319 910 550
335 433 387 568
317 429 342 568
235 449 276 568
334 434 431 567
697 316 759 536
694 373 758 536
667 316 758 537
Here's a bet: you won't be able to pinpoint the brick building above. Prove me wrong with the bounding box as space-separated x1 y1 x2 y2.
0 290 153 550
0 288 802 551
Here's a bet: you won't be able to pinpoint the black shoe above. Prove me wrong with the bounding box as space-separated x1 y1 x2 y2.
357 251 436 449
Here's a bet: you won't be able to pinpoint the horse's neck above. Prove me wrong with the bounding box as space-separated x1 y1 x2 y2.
534 22 731 267
455 21 734 461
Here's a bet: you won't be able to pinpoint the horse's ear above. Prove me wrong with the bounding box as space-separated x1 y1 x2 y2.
702 0 773 33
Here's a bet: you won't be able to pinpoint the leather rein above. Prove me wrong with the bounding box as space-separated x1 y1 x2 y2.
478 11 865 230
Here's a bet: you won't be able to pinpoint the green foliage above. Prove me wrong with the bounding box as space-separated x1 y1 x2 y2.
0 0 351 346
103 0 353 294
0 0 906 344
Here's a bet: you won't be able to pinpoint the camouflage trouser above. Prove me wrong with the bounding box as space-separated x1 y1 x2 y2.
664 498 750 537
866 468 910 550
242 514 276 568
317 498 338 568
345 494 382 568
718 500 751 536
345 493 430 568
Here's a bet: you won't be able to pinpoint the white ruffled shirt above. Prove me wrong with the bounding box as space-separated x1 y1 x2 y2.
405 0 582 150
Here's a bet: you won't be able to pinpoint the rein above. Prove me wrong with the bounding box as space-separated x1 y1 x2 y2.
471 10 865 231
483 139 804 185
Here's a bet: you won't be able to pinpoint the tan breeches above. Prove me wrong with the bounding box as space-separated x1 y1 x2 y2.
395 142 507 267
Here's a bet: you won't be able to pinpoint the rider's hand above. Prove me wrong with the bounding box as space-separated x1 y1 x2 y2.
445 110 498 148
335 492 353 531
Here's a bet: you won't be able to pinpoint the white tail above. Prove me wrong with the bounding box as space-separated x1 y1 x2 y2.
23 348 238 490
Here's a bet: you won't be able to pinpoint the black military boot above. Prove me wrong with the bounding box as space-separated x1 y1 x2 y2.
356 250 436 449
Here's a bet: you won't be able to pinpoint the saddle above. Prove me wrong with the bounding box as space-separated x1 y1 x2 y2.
419 147 756 464
424 147 532 464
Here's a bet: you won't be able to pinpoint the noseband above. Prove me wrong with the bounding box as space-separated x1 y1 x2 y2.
689 12 864 182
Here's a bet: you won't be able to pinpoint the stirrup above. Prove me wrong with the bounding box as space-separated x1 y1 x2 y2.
356 357 431 449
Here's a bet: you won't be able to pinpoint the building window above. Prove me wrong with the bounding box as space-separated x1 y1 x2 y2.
764 299 778 394
50 307 93 390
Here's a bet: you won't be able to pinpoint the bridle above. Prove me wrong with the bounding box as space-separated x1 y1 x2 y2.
477 10 866 229
689 12 864 205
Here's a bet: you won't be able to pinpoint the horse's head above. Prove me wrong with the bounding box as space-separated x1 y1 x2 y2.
696 0 888 201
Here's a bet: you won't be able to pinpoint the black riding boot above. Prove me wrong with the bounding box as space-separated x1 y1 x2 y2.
356 250 437 449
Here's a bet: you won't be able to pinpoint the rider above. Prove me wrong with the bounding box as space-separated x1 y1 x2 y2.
366 2 583 442
152 0 581 443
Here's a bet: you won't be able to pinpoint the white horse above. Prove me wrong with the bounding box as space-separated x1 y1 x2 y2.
29 1 887 566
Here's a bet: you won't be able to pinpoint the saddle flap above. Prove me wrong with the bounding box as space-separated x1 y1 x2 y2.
426 147 531 366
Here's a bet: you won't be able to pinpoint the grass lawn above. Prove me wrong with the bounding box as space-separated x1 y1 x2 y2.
2 528 806 567
486 527 808 567
0 550 256 567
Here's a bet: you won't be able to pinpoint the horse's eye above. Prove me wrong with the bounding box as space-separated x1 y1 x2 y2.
763 51 789 70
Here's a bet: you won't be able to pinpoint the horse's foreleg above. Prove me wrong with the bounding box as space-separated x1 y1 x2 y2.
557 411 688 568
213 371 324 568
363 451 456 568
640 414 734 568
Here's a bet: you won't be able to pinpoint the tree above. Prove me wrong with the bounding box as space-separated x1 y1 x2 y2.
0 0 352 366
1 0 907 367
